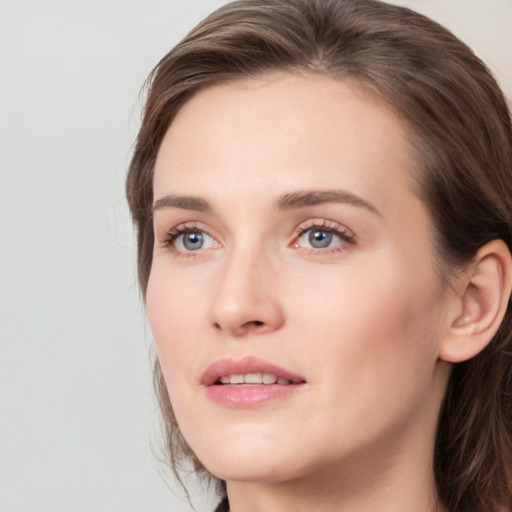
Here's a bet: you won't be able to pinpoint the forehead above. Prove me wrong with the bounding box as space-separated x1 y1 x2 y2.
154 73 417 213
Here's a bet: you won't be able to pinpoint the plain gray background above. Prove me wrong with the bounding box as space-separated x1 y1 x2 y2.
1 1 511 511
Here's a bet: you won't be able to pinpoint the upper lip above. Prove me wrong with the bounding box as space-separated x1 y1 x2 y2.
201 356 306 386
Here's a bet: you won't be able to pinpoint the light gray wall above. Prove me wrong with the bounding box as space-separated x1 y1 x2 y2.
1 1 510 511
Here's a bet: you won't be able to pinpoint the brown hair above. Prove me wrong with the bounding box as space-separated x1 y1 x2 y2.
126 1 512 510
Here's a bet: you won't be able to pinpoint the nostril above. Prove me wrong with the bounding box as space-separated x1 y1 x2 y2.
213 320 265 331
245 320 264 328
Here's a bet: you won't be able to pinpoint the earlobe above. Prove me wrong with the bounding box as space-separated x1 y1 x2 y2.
439 240 512 363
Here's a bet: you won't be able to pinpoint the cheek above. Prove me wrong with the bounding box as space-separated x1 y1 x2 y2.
146 270 204 393
291 258 442 406
279 276 441 466
293 251 439 340
147 258 210 335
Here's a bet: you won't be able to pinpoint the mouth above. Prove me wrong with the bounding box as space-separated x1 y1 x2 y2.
202 356 306 386
201 356 306 407
216 373 298 386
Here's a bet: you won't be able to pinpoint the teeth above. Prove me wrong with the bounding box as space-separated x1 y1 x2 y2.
244 372 262 384
218 373 291 385
262 373 277 384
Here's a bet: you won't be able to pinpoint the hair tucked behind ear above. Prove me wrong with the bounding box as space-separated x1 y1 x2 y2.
126 1 512 510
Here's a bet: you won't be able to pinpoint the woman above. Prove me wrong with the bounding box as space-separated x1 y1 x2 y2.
126 0 512 511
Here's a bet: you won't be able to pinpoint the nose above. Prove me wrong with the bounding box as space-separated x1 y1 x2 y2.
209 248 285 337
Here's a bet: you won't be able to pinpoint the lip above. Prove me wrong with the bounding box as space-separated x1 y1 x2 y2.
201 356 306 408
201 356 305 386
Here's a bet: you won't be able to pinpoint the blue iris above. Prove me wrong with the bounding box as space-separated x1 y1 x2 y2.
183 232 204 250
308 229 332 248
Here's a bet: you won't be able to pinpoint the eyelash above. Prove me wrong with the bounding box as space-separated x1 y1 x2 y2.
160 223 217 258
292 219 356 254
159 219 356 256
162 223 201 245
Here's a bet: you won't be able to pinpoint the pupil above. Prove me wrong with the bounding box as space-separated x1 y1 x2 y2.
184 232 204 250
309 229 332 248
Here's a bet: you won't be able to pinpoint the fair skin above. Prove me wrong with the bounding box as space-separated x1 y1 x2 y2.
147 73 509 512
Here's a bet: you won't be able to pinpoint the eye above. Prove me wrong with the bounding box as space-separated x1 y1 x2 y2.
293 220 355 252
178 231 213 251
162 225 219 252
305 229 335 248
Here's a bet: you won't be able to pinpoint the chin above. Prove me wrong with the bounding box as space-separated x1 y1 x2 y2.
206 458 303 484
192 433 307 484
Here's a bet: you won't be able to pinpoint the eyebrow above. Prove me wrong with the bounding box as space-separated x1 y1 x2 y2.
152 190 380 216
274 190 380 215
153 194 210 212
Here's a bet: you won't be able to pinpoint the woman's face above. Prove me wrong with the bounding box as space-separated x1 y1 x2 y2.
148 73 452 485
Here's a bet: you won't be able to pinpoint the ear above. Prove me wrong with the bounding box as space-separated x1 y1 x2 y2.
440 239 512 363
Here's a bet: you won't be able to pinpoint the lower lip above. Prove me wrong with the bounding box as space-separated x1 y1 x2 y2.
204 383 304 407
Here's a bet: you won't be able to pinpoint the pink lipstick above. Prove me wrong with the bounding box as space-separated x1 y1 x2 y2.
202 356 306 407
